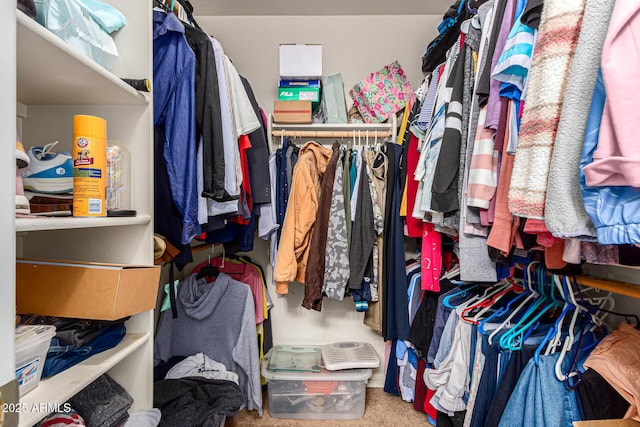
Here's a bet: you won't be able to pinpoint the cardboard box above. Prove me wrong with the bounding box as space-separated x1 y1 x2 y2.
278 86 321 105
273 100 312 124
279 79 321 88
16 259 161 320
279 44 322 79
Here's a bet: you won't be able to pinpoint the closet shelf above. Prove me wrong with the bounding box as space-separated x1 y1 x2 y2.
16 214 151 233
19 332 149 427
16 11 147 106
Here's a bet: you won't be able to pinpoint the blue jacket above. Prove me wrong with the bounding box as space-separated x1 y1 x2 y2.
581 70 640 244
153 11 200 245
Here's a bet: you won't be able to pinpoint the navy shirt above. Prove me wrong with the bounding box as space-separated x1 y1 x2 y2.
153 10 200 245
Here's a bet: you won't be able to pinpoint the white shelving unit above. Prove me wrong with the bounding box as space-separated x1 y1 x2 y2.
16 214 151 233
19 333 149 427
16 12 146 106
3 2 155 426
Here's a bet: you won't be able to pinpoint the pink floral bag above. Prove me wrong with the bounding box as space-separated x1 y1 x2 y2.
349 60 415 124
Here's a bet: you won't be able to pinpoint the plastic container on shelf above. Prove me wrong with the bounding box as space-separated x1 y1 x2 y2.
33 0 120 70
106 144 132 214
15 325 56 396
262 348 372 420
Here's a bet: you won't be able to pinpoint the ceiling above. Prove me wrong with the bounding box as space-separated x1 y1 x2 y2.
188 0 452 16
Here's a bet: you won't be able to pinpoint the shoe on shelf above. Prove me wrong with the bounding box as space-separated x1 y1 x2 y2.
16 166 30 215
16 140 29 169
21 141 73 194
25 191 73 216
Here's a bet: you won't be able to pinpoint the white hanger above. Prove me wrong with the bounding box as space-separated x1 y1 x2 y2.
488 261 540 344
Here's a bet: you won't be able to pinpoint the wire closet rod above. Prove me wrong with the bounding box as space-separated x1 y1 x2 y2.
271 130 393 138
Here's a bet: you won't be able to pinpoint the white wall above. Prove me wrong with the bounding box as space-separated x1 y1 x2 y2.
193 14 441 387
198 15 441 116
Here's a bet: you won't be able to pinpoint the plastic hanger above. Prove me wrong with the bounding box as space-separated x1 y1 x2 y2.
478 286 528 335
545 276 575 354
554 276 585 381
534 275 574 365
501 266 563 351
460 280 514 325
442 284 479 309
455 284 503 314
468 278 525 325
442 266 461 281
196 245 225 281
488 261 541 344
501 295 560 351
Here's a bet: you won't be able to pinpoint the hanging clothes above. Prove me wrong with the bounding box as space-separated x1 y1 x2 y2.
508 0 587 219
349 157 376 311
364 149 388 333
303 142 341 311
544 0 613 239
240 76 271 206
322 147 351 302
273 141 332 294
384 142 410 341
153 10 199 268
183 25 226 201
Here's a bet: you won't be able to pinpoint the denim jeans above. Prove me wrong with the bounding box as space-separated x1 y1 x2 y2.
48 338 91 356
498 353 581 427
43 324 126 378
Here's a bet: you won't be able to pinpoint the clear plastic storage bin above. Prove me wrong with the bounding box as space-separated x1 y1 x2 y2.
15 325 56 396
262 348 372 420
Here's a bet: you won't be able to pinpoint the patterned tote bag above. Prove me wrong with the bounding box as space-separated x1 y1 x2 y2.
349 60 415 123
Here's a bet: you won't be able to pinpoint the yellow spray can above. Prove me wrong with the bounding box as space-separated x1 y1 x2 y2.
72 115 107 217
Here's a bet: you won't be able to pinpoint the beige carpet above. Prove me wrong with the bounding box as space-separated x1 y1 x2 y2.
225 388 434 426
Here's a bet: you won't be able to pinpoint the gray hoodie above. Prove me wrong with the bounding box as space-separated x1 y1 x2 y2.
154 273 262 415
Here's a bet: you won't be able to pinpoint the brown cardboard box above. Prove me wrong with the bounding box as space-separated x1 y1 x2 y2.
273 100 312 124
16 259 161 320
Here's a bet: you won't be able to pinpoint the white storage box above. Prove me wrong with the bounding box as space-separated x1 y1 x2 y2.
279 44 322 79
262 348 372 420
15 325 56 396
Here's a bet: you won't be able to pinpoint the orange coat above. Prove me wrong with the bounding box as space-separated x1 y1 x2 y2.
274 141 332 294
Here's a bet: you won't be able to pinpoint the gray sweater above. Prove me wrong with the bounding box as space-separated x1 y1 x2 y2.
154 273 262 415
544 0 614 239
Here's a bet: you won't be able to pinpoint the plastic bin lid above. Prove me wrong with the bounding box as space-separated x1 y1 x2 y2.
267 345 323 373
322 342 380 371
262 347 372 382
15 325 56 352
